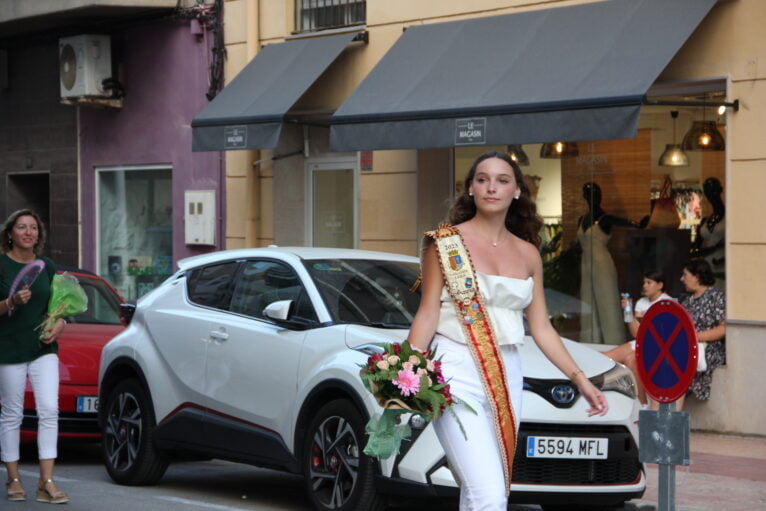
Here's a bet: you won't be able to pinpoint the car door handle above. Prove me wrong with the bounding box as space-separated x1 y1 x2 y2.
209 329 229 341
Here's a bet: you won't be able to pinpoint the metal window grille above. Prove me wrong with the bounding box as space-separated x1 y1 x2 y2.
296 0 366 32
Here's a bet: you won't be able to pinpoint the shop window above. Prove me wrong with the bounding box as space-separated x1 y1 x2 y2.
296 0 365 33
453 103 726 348
97 166 173 301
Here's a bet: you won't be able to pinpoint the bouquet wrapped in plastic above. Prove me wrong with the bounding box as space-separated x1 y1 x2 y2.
359 340 473 459
38 272 88 338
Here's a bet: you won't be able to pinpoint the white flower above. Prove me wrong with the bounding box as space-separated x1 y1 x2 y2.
387 355 400 366
376 360 390 371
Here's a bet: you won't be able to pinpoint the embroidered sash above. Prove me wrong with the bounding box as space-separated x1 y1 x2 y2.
425 224 517 496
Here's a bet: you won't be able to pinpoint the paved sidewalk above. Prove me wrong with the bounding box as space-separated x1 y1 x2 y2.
624 431 766 510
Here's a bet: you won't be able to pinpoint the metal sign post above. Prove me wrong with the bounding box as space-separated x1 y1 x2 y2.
635 300 698 511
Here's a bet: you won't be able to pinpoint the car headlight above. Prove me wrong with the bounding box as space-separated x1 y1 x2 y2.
594 363 637 399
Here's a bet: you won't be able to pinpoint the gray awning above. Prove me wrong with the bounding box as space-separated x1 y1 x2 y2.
192 32 356 151
330 0 716 151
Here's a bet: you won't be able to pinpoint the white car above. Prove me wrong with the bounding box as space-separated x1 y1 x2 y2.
98 247 645 511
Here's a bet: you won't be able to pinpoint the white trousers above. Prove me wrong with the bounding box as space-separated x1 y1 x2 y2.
0 353 59 462
433 335 523 511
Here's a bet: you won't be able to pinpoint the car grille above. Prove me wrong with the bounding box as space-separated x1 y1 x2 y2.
512 423 641 485
23 411 100 435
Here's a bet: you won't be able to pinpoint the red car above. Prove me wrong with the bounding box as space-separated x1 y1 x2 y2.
19 268 125 442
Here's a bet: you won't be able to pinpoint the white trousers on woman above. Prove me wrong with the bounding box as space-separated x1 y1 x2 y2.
0 353 59 462
433 334 523 511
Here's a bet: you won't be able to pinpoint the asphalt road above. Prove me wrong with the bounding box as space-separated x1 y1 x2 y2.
4 443 476 511
6 443 672 511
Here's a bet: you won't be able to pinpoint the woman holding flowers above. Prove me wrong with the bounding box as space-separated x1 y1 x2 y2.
407 151 608 510
0 209 68 504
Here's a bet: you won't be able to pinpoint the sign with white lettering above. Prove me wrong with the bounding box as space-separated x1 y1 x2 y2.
454 118 486 145
224 126 247 149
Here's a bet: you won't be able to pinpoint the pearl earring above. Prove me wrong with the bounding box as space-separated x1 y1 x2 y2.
469 192 473 196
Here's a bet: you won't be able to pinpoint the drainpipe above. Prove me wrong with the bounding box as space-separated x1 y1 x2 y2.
246 0 261 247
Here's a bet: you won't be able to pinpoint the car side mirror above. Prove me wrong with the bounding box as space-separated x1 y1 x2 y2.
119 303 136 326
263 300 295 322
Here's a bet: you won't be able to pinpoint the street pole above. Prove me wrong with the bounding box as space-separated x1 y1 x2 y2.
657 402 675 511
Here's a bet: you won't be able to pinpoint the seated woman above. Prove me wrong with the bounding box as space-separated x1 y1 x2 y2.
676 258 726 411
604 270 672 405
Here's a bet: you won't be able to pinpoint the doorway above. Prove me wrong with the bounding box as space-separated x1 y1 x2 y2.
307 158 357 248
5 171 50 232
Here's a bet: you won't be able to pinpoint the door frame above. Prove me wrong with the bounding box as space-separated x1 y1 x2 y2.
305 155 359 248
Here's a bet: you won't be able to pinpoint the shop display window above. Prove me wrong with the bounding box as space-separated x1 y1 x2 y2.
97 166 173 301
453 101 726 345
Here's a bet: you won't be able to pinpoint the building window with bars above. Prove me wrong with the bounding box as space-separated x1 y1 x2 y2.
296 0 366 32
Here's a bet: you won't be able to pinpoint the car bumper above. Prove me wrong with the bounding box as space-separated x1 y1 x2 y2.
21 383 100 443
382 421 645 505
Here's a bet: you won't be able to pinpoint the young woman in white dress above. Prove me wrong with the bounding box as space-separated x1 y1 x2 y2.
407 151 608 510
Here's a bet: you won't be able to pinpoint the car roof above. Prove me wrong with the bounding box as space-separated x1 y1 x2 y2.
176 247 420 271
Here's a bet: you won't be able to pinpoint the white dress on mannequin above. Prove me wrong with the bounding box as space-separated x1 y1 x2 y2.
577 222 624 345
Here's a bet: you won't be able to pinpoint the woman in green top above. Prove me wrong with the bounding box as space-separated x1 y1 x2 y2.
0 209 68 504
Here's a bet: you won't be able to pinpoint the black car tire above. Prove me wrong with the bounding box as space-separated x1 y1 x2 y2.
101 378 169 485
303 399 384 511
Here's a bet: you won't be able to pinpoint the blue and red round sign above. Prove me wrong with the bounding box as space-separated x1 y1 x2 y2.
635 300 699 403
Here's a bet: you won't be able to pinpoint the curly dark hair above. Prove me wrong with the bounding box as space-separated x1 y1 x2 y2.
448 150 543 248
683 258 715 286
2 209 47 256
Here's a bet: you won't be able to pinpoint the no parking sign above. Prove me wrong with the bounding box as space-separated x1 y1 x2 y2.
635 300 699 403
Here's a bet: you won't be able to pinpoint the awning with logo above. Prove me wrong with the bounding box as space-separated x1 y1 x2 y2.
192 32 356 151
330 0 717 151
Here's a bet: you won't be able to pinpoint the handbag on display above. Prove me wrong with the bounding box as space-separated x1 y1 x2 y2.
697 342 708 372
647 176 681 229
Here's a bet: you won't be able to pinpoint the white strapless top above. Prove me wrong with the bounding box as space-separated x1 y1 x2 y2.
436 272 534 346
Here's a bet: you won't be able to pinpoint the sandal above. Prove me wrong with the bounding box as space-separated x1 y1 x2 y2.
5 477 26 501
36 479 69 504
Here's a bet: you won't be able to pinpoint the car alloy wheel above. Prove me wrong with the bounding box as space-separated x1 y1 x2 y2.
304 400 383 511
101 378 168 485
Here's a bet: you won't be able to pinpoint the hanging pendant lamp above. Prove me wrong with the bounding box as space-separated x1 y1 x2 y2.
659 111 689 167
540 141 579 158
681 120 725 151
506 145 529 166
681 97 725 151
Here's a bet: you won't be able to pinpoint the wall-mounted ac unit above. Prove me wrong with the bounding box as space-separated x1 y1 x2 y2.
59 35 111 98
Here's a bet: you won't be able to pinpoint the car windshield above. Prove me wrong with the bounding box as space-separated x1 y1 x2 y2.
305 259 421 327
69 275 123 325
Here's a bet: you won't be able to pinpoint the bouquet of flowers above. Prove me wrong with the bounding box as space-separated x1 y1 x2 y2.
37 273 88 339
359 340 473 459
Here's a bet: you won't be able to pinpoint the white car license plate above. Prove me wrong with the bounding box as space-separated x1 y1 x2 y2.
76 396 98 413
526 436 608 459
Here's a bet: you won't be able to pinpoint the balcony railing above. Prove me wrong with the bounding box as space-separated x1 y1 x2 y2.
296 0 366 33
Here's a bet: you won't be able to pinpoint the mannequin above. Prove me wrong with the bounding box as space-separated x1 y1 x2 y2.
578 182 644 345
692 177 725 290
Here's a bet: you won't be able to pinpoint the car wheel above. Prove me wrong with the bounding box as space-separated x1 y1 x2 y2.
101 378 168 485
303 399 384 511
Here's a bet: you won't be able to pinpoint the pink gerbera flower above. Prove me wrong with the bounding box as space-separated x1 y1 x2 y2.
393 368 420 397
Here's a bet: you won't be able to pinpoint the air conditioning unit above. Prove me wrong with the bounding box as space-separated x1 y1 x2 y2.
59 35 111 98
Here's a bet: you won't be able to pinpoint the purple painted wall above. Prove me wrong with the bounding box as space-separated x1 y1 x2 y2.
79 19 223 273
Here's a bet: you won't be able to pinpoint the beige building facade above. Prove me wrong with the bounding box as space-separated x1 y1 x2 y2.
218 0 766 436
